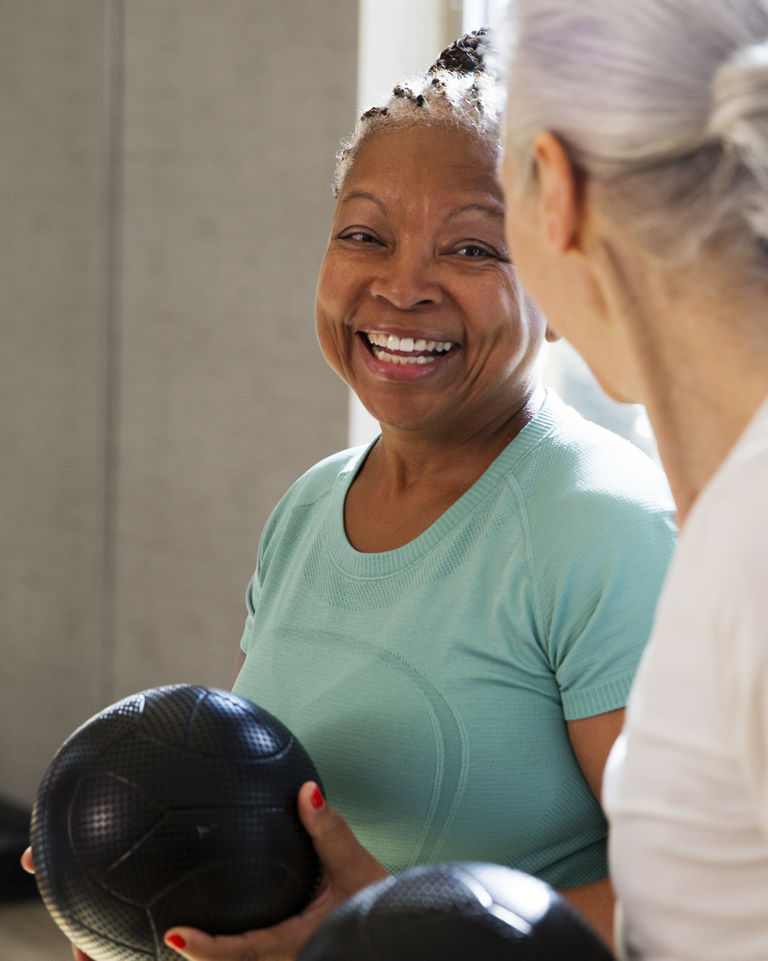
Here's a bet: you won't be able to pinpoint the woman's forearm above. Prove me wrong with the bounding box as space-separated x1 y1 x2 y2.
559 877 615 950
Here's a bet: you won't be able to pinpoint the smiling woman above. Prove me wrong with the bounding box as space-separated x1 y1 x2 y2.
153 30 677 961
316 121 542 449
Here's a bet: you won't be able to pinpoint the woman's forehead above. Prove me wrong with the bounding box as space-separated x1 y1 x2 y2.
339 124 503 204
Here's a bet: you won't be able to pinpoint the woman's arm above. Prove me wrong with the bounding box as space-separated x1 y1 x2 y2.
230 648 246 688
567 708 624 799
559 707 625 948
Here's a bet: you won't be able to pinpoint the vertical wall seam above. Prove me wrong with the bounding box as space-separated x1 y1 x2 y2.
100 0 124 705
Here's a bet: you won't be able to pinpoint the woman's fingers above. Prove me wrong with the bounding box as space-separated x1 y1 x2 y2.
296 781 388 897
72 947 96 961
163 783 389 961
162 916 309 961
23 846 98 961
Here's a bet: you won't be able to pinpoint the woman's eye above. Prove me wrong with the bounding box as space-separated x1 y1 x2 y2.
454 243 499 260
339 229 380 244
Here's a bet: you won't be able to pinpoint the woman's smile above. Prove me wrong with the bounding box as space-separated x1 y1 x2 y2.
356 329 460 380
364 331 457 362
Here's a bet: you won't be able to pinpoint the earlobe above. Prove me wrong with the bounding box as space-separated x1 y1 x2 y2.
532 131 580 254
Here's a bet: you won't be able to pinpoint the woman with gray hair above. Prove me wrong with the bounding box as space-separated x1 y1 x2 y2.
502 2 768 959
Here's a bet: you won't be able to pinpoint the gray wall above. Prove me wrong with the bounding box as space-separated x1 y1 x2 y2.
1 0 356 806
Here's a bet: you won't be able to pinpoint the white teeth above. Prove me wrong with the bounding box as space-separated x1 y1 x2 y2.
371 347 438 365
365 332 455 355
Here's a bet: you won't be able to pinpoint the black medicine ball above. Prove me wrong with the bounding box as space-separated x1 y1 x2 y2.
297 862 615 961
30 684 322 961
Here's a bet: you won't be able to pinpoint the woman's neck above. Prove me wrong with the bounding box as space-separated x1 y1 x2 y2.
344 385 544 552
631 273 768 526
372 383 545 492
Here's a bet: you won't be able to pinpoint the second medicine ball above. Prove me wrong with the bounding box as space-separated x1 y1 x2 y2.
31 684 323 961
297 861 615 961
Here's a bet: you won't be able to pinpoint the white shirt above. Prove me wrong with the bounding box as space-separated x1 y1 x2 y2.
604 397 768 961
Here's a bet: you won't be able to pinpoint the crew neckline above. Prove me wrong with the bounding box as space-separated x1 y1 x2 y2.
322 389 562 577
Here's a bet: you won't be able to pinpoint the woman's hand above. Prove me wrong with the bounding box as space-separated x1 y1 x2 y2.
163 781 389 961
23 781 387 961
71 949 94 961
20 846 34 874
21 849 95 961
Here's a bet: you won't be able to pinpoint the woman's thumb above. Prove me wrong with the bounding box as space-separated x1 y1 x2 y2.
296 782 388 894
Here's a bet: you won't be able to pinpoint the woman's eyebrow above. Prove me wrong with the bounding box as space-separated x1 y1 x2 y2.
339 191 388 214
446 202 504 221
338 196 504 223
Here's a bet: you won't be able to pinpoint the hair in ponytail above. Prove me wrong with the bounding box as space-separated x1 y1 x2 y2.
504 0 768 268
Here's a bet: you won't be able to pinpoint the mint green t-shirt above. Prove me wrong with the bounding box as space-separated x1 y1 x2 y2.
234 391 676 888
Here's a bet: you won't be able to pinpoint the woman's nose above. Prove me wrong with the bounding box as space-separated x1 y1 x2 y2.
368 248 443 311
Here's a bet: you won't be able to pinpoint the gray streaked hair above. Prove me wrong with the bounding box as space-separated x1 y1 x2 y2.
333 29 506 198
504 0 768 268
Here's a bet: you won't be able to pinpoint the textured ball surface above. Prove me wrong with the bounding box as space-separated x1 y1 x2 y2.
31 684 322 961
298 862 615 960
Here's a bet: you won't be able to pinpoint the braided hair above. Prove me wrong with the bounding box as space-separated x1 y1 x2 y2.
333 28 505 197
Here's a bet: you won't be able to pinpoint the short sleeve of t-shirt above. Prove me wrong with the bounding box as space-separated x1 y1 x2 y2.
515 415 676 721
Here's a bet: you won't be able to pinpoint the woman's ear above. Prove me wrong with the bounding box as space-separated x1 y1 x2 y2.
532 130 581 254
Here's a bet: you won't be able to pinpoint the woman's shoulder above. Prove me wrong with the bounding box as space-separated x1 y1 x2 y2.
525 391 674 507
539 391 660 467
516 392 677 552
259 443 372 544
277 443 373 509
257 443 372 565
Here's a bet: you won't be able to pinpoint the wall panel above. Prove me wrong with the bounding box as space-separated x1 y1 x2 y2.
0 0 356 804
0 0 109 804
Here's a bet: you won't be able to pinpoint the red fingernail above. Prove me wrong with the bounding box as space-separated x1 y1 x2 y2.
311 786 325 809
165 933 186 950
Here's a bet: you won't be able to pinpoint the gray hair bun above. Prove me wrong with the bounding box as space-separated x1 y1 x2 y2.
505 0 768 268
710 43 768 158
